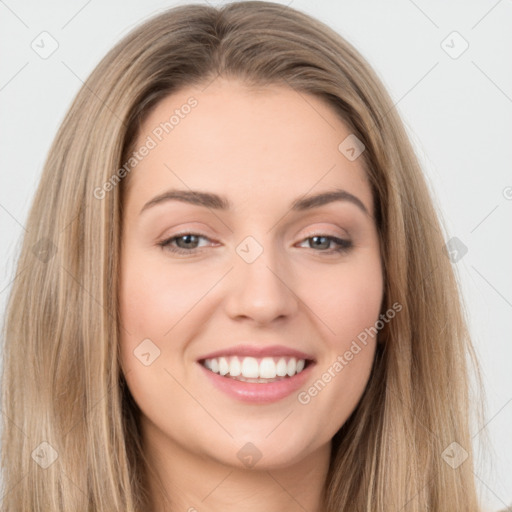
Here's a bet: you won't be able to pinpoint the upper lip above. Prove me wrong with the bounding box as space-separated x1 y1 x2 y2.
197 344 315 362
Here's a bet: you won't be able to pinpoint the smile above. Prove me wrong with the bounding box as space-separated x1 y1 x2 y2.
197 350 315 403
200 356 309 382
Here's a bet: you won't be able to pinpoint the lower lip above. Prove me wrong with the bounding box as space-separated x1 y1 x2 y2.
198 362 314 403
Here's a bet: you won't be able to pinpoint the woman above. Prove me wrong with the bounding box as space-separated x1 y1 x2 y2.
0 2 487 510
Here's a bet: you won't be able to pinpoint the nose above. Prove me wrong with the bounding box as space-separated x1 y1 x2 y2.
223 241 299 326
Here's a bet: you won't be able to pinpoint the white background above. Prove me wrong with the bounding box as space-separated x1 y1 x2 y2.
0 1 511 510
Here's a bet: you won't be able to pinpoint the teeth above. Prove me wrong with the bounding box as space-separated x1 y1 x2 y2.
259 357 276 379
276 358 288 377
286 358 296 376
202 356 308 379
229 356 241 377
241 357 259 378
219 357 229 376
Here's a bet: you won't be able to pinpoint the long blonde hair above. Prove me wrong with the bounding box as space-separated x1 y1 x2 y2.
1 2 487 510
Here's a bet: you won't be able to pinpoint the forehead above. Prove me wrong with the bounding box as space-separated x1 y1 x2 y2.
125 78 372 215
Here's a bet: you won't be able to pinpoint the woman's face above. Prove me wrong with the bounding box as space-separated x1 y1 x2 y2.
119 78 383 470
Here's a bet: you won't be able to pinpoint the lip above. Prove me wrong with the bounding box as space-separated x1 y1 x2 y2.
197 344 315 362
197 359 315 404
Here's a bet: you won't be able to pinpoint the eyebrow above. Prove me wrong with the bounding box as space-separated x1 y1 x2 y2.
139 187 369 216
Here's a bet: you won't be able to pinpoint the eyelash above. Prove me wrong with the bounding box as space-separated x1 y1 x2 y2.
157 232 353 256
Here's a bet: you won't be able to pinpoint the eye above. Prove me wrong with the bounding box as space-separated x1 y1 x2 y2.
158 233 212 255
157 232 353 256
297 234 353 254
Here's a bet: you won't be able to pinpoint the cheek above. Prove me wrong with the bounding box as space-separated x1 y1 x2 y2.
303 253 384 347
119 248 211 338
118 249 176 370
119 243 384 367
118 246 225 383
118 250 198 415
294 276 382 436
295 251 383 413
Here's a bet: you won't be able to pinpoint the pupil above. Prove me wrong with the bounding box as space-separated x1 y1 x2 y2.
177 234 198 248
311 236 329 250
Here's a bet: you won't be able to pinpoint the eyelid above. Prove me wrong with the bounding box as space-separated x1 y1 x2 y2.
299 226 350 239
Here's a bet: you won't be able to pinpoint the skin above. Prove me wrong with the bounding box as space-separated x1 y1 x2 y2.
119 77 384 512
